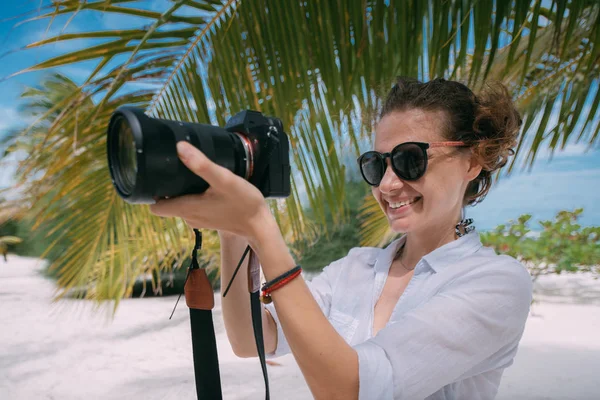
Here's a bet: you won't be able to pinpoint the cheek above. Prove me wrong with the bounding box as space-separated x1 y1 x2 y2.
371 187 384 209
423 173 464 205
419 162 465 203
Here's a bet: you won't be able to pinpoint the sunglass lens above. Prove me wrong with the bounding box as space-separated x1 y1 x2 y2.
359 152 384 186
392 143 426 180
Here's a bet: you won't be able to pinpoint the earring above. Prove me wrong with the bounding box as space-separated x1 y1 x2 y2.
455 218 475 237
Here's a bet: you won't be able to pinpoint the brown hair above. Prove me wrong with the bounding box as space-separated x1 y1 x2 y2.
378 77 522 206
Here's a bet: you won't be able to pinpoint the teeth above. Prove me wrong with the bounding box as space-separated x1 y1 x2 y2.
389 198 419 209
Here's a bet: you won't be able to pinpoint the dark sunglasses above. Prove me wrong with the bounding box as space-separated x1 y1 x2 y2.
357 141 467 186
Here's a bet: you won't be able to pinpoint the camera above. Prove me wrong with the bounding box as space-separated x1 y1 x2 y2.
106 107 290 203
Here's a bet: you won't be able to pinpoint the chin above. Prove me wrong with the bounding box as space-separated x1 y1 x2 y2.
381 197 423 234
387 215 415 234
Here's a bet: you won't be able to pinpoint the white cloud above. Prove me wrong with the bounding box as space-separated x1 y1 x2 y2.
0 108 36 191
0 107 20 190
0 106 38 140
0 148 29 192
0 156 18 190
0 107 20 136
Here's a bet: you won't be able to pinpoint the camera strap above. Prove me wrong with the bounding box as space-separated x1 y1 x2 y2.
172 229 223 399
248 247 271 400
174 230 271 400
239 129 282 399
222 245 271 400
176 129 281 399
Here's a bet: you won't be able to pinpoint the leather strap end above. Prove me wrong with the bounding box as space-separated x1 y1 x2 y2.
185 269 215 310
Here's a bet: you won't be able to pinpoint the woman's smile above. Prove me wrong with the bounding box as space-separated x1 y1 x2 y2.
385 196 422 218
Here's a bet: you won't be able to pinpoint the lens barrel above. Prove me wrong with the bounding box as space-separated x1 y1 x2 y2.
107 107 249 204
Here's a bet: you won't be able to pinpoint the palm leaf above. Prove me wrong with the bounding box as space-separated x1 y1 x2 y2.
0 236 23 246
2 0 599 306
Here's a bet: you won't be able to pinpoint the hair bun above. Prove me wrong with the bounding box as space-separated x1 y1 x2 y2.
472 82 520 171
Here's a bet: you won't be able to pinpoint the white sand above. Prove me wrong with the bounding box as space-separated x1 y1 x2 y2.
1 256 599 400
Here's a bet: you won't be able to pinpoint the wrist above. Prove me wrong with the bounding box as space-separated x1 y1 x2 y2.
246 207 296 281
246 205 279 250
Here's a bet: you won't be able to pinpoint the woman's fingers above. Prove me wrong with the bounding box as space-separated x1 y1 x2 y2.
149 194 203 217
148 141 268 236
176 141 232 189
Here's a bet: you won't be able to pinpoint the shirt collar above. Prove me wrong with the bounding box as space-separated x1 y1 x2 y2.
369 230 482 274
370 235 407 274
422 230 482 272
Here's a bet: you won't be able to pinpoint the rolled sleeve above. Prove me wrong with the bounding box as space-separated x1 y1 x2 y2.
353 260 532 399
354 340 395 400
264 256 346 358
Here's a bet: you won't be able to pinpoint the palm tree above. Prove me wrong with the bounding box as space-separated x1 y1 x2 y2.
3 0 599 304
2 71 222 306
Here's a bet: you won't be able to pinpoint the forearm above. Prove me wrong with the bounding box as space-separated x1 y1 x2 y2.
219 231 277 357
249 218 359 399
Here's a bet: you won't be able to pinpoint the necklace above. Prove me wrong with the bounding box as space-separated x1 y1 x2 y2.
395 243 415 271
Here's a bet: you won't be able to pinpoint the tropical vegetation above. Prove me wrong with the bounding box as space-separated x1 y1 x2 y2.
480 208 600 282
1 0 599 305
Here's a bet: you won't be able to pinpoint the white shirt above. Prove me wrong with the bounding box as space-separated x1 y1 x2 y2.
264 230 533 399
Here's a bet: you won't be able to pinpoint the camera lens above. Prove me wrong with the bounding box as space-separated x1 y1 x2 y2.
107 107 253 204
113 116 137 196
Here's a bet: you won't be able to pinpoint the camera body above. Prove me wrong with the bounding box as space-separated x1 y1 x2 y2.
106 107 291 204
224 110 290 198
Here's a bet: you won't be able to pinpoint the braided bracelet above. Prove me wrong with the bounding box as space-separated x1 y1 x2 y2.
260 265 302 304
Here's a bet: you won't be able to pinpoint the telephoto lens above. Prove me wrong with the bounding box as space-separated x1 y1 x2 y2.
106 107 290 204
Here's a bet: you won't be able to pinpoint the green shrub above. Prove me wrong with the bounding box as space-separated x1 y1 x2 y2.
480 208 600 282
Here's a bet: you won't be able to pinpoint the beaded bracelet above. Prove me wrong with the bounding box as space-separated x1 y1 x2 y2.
260 265 302 304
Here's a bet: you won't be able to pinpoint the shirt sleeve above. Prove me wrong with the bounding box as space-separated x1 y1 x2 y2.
353 259 533 399
264 254 347 358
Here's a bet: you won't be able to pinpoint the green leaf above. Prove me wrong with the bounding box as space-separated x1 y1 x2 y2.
4 0 599 308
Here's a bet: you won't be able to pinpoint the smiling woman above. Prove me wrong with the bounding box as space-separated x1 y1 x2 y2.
367 78 521 236
151 77 533 400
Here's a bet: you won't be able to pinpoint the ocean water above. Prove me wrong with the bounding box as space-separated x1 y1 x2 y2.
468 149 600 232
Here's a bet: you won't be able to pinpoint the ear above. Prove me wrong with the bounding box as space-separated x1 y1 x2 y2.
465 150 483 181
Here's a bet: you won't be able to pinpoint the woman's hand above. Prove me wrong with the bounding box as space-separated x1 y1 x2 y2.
149 141 273 242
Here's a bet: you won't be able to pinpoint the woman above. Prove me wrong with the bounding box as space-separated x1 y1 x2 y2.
150 78 533 399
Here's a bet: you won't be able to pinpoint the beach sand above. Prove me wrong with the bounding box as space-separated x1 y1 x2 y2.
1 256 598 400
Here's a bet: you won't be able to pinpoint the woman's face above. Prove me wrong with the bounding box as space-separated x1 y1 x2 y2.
372 108 481 235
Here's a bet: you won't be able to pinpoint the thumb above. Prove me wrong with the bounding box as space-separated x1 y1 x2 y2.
176 141 231 187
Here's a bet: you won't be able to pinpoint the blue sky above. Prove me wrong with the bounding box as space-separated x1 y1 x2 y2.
0 1 598 232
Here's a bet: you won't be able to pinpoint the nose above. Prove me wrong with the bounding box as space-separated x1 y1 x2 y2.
378 159 404 194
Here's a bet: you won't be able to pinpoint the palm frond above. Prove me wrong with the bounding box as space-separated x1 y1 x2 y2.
3 0 598 306
0 236 23 246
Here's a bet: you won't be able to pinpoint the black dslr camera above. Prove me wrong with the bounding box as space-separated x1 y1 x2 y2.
106 107 290 203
